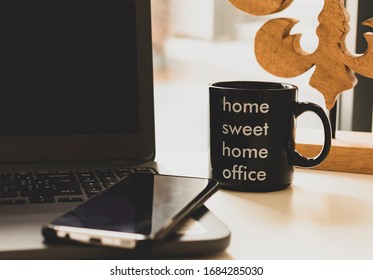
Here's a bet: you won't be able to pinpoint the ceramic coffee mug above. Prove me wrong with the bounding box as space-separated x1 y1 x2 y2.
209 81 332 192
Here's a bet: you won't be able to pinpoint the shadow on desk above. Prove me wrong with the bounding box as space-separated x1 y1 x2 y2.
218 186 294 218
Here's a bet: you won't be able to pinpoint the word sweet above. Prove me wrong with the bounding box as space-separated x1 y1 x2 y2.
222 123 269 137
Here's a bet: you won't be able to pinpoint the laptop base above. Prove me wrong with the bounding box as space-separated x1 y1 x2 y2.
0 206 230 259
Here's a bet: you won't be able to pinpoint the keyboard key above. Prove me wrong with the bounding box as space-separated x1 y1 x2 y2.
96 170 115 178
77 171 95 177
79 178 98 184
54 189 83 196
0 191 18 198
14 172 33 180
29 185 51 192
96 169 113 174
99 177 117 183
134 167 157 174
46 173 73 180
103 182 116 188
0 173 12 178
8 185 29 191
58 197 84 203
29 196 55 204
59 183 78 189
115 168 133 173
115 172 130 178
35 171 52 177
84 187 102 195
0 199 27 205
82 182 101 188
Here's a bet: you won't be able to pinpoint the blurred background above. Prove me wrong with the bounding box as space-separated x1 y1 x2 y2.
150 0 372 153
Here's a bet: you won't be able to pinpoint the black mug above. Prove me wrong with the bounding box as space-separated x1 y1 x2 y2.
209 81 332 192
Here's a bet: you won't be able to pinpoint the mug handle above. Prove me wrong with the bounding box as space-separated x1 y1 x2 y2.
293 102 332 168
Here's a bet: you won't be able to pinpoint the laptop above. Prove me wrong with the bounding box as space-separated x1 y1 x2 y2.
0 0 230 258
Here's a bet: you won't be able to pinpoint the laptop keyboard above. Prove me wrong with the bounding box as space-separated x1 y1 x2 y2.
0 167 157 205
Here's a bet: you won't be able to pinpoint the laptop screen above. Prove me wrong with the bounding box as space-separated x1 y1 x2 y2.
0 0 155 163
0 0 139 136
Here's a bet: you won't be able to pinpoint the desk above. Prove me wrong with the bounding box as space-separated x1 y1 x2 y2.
153 78 373 259
156 149 373 259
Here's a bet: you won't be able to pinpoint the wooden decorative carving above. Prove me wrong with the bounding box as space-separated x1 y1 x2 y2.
228 0 294 16
229 0 373 110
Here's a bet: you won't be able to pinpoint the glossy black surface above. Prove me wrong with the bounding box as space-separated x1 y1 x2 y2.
0 0 138 136
210 81 331 192
51 174 218 238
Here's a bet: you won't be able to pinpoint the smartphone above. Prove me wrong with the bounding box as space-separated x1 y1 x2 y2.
42 173 219 250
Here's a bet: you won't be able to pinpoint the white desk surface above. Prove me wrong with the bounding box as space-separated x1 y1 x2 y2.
156 150 373 260
153 80 373 260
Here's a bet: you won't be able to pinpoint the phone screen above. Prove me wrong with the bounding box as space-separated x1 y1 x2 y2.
49 174 218 240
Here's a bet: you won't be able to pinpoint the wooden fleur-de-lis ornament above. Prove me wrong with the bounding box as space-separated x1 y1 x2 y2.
229 0 373 110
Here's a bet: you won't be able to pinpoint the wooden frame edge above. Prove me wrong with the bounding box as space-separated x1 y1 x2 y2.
296 130 373 175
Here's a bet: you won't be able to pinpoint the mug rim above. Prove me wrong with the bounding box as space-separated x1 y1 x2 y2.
210 81 297 91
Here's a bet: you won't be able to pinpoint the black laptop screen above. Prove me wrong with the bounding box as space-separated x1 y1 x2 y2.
0 0 139 136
